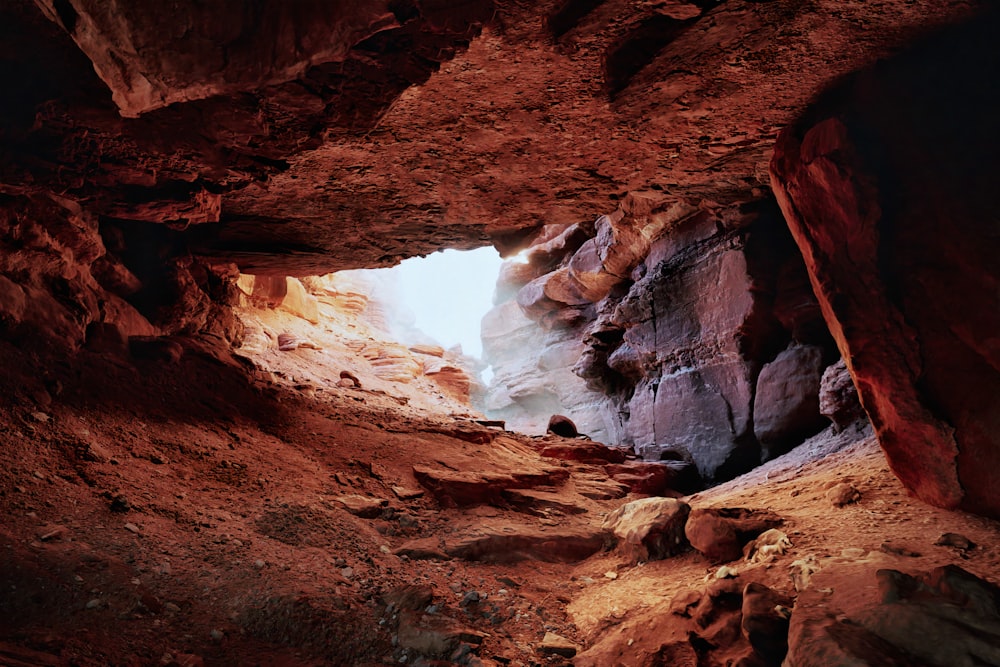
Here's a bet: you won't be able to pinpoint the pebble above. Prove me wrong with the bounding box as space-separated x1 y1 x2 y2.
37 525 66 541
341 567 354 579
253 559 266 569
164 602 181 613
604 571 618 580
124 523 141 534
538 631 579 658
210 629 224 641
85 598 101 610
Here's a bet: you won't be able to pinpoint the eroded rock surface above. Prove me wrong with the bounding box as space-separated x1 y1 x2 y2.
484 196 837 483
770 11 1000 517
786 564 1000 667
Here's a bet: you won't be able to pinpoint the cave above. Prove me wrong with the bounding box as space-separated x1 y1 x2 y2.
2 1 1000 665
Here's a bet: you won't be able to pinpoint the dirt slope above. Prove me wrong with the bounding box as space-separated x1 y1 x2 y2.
0 328 997 666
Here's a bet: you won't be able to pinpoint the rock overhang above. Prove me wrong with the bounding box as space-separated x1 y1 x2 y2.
4 0 984 276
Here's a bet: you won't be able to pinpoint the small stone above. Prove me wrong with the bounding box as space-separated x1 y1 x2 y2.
31 411 50 423
32 470 45 480
392 485 425 500
334 494 388 518
253 559 266 569
341 567 354 579
209 629 224 641
604 571 618 580
85 598 101 609
37 525 66 541
826 482 861 507
461 591 480 606
538 631 579 658
715 566 738 579
124 523 141 534
164 602 181 613
109 495 131 513
935 532 974 551
149 452 168 465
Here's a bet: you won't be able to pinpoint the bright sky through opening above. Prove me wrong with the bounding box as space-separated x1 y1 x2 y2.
389 246 503 358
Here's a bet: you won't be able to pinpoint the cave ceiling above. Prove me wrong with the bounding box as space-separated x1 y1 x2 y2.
1 0 983 275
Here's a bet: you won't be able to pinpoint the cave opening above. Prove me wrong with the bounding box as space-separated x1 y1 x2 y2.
365 246 504 363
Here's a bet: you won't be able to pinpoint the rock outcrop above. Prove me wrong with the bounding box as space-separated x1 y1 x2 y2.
770 10 1000 517
483 196 837 483
786 563 1000 667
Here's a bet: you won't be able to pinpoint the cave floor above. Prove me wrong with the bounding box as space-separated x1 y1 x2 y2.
1 338 998 667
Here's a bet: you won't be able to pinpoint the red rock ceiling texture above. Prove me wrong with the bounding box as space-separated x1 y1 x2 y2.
1 0 998 516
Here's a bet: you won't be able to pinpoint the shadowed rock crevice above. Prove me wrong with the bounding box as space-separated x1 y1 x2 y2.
547 0 606 39
604 14 697 97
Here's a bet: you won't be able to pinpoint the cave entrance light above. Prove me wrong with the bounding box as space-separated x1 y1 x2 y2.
373 246 503 376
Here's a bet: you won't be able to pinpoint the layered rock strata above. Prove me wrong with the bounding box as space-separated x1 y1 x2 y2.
482 194 840 482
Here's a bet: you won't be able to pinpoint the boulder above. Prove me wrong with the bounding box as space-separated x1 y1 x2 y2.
753 344 827 460
741 582 792 664
819 359 865 431
601 497 691 561
685 508 784 563
785 564 1000 667
547 414 579 438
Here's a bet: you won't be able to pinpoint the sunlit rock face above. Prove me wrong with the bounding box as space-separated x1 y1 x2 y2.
770 10 1000 518
236 271 483 406
482 193 840 481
